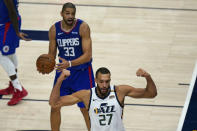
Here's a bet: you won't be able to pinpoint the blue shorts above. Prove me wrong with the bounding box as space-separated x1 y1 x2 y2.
0 17 21 55
53 65 95 108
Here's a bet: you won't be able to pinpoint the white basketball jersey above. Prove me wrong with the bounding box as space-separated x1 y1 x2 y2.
89 85 125 131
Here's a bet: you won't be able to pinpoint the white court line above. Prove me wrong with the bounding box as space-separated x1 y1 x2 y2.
177 61 197 131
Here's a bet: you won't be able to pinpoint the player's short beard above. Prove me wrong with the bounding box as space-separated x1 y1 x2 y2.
97 85 110 97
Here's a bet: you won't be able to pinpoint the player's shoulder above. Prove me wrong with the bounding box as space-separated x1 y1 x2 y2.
49 24 56 32
79 21 90 36
48 24 57 39
79 20 89 29
50 21 61 30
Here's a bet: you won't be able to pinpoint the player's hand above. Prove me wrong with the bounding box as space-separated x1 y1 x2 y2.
136 68 150 78
17 32 32 41
56 57 69 71
59 69 70 81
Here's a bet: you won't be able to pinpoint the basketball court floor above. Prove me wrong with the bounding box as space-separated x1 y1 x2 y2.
0 0 197 130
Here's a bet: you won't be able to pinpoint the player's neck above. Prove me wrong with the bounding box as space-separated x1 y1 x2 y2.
61 19 76 32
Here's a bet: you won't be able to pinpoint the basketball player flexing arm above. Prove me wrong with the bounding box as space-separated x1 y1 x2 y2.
48 2 95 131
50 67 157 131
0 0 31 106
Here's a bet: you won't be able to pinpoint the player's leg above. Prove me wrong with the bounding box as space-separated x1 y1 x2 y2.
0 23 14 94
0 52 15 95
6 53 22 91
50 71 71 131
7 53 18 72
51 72 62 131
0 52 28 105
7 54 28 105
0 18 27 105
51 72 61 131
0 53 19 90
80 106 90 131
73 65 95 131
51 107 61 131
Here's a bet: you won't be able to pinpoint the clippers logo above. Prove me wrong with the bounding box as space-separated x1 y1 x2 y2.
57 38 79 47
3 45 9 53
94 103 115 114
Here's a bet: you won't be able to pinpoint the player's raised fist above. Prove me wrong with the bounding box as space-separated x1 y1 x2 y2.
136 68 150 77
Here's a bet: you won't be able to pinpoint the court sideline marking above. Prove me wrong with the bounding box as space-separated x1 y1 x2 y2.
20 1 197 12
0 96 183 108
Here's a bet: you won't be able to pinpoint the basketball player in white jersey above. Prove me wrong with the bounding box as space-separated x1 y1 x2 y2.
49 67 157 131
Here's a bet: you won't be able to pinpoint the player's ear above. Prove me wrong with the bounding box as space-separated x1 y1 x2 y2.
95 77 98 84
60 11 63 17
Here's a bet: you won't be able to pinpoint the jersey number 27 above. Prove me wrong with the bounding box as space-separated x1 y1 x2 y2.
99 114 113 126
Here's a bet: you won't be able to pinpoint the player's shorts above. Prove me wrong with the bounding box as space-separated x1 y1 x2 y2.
53 65 95 108
0 17 21 56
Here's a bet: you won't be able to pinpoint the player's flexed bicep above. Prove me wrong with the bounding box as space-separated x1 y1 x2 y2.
48 25 57 59
50 95 79 108
122 85 147 98
59 94 81 106
116 85 146 100
119 68 157 99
